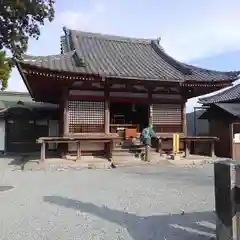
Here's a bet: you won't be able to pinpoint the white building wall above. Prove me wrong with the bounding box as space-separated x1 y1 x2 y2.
0 120 5 151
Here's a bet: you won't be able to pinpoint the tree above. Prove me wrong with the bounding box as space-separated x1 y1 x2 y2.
0 0 55 90
0 51 13 90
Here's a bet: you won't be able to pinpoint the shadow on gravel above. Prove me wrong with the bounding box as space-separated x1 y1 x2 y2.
43 195 216 240
0 185 14 192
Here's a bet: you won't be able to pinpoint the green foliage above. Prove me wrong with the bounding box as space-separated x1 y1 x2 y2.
0 0 55 90
0 51 13 90
0 0 55 58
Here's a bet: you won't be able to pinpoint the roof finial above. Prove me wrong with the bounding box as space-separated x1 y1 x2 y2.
156 37 161 45
63 26 67 35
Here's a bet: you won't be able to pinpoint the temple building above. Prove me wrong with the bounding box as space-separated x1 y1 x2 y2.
0 91 58 153
15 28 240 157
199 83 240 158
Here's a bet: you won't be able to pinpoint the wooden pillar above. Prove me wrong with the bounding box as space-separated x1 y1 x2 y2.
60 88 69 159
63 89 69 136
148 88 153 125
182 101 187 136
211 141 216 158
230 123 234 159
184 141 190 158
40 141 46 162
77 141 81 160
104 81 110 134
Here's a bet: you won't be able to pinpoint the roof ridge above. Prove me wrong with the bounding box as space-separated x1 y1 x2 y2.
63 28 240 79
199 83 240 104
68 28 154 44
185 63 240 75
150 40 192 75
19 51 76 65
66 28 192 76
22 51 75 59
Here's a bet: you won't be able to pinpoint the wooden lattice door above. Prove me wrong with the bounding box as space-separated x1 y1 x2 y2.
68 100 104 133
152 103 182 132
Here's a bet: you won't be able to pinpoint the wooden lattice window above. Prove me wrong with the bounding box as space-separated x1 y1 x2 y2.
152 104 182 125
68 101 104 133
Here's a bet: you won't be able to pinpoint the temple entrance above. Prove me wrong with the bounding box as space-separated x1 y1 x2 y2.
110 101 148 136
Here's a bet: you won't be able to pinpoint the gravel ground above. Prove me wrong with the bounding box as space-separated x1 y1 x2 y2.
0 164 216 240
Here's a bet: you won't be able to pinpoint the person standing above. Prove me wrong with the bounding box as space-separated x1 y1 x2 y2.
140 124 157 161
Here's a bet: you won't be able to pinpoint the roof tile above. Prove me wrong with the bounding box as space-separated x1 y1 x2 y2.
18 29 240 83
199 83 240 104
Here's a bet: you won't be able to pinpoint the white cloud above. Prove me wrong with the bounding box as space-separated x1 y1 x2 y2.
160 2 240 62
7 2 108 92
7 0 240 92
54 1 240 62
58 2 106 31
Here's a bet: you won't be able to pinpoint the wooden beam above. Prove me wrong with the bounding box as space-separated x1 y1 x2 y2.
77 141 81 160
70 86 182 95
63 88 69 136
104 80 110 134
40 142 46 162
182 100 187 135
148 87 153 125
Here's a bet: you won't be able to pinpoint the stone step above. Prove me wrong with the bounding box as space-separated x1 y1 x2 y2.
113 155 139 161
23 155 168 171
114 146 157 151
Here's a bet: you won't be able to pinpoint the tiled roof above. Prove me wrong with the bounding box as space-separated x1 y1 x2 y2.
199 83 240 104
184 64 240 82
18 28 240 83
19 51 86 73
199 102 240 119
215 103 240 117
0 91 58 110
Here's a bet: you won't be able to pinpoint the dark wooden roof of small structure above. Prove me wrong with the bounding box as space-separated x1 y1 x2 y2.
199 83 240 105
0 91 58 110
199 102 240 119
0 91 59 118
17 28 240 83
215 103 240 117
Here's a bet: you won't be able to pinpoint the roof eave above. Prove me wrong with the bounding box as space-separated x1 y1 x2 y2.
198 80 239 105
17 61 186 83
15 59 34 100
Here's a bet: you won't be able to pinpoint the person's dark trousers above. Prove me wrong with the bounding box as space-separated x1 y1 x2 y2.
144 138 151 162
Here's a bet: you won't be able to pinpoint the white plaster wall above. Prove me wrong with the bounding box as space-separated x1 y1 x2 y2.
48 120 59 150
0 120 5 151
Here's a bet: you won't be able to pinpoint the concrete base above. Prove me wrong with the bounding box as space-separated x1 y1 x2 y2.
215 217 233 240
170 154 181 161
22 155 169 171
168 159 207 166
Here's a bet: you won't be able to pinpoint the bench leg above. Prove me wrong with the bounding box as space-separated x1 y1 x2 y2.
77 142 81 161
184 141 190 158
158 140 163 156
211 142 216 158
156 139 160 153
107 141 113 161
41 142 46 162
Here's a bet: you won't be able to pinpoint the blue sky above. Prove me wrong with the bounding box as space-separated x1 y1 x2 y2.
8 0 240 111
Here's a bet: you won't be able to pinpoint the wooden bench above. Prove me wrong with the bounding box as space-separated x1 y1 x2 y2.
157 136 219 158
37 134 120 162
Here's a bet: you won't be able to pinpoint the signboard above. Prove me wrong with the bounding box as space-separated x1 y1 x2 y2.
234 133 240 143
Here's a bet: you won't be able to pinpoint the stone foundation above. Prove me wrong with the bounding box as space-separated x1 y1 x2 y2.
214 160 240 240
